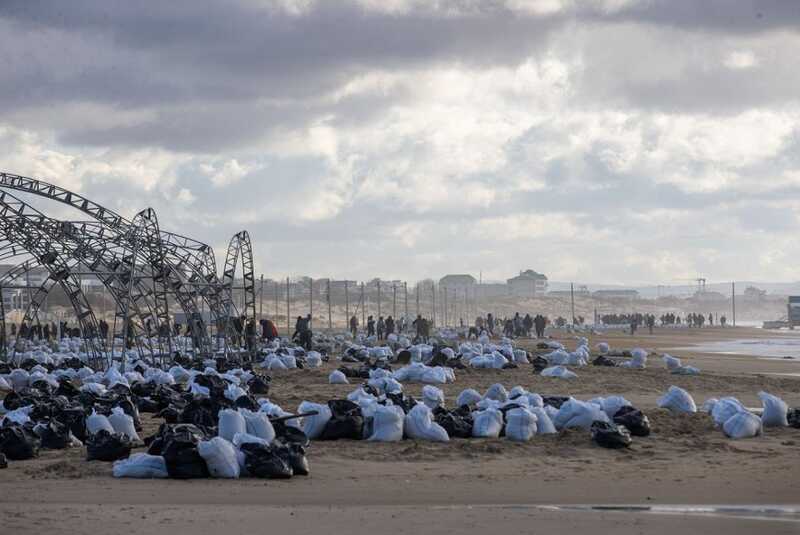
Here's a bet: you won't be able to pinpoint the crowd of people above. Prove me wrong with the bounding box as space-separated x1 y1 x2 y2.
2 306 731 355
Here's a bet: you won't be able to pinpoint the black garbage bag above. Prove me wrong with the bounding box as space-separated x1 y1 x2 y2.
542 395 570 409
338 366 369 379
147 423 212 453
247 375 271 395
135 396 160 414
131 381 156 399
591 421 632 449
86 430 132 462
240 443 293 479
29 401 55 422
55 378 80 398
109 383 133 397
502 362 518 370
428 349 449 367
274 442 310 476
179 398 218 428
62 357 84 370
54 406 87 443
592 355 617 367
319 400 364 440
1 391 26 411
0 453 7 469
532 356 549 372
157 406 181 424
0 425 40 460
159 426 209 479
193 374 227 399
18 358 39 371
613 406 651 437
29 380 54 396
395 349 412 364
787 408 800 429
151 384 185 410
234 395 260 411
39 420 72 449
433 407 473 439
272 421 310 448
385 393 418 414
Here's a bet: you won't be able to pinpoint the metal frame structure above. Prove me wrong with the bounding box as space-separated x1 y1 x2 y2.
0 171 256 368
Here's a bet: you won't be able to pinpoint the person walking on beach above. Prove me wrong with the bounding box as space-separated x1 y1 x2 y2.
377 316 385 340
367 315 375 337
349 315 358 337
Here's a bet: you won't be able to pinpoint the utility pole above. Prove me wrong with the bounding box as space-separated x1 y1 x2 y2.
443 287 448 327
361 282 365 328
432 282 436 326
377 280 381 318
327 279 332 331
404 282 408 323
286 277 290 335
392 283 397 318
732 281 736 327
259 274 264 320
570 282 576 325
309 278 313 328
345 280 349 328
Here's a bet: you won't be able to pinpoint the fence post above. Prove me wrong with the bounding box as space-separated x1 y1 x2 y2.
327 279 332 331
286 277 290 335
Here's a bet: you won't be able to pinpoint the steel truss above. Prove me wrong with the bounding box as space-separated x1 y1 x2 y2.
0 171 257 368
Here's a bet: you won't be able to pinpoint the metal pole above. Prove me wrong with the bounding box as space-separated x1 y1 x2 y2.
443 286 448 327
286 277 290 336
732 281 736 327
404 282 408 324
570 282 576 325
432 282 436 327
259 274 264 320
361 282 365 328
392 283 397 318
416 282 420 318
345 280 349 329
309 278 313 328
377 280 381 318
327 279 332 331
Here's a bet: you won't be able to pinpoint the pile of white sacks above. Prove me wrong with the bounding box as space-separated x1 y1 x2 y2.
329 362 455 386
656 385 790 439
294 381 644 443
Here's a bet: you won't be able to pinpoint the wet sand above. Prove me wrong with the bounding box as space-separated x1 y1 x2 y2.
1 327 799 534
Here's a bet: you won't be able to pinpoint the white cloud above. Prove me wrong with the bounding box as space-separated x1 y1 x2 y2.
724 50 758 70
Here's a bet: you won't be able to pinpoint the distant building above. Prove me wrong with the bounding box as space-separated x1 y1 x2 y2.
507 269 548 297
743 286 767 301
0 264 49 312
548 285 590 298
439 274 476 290
592 289 640 300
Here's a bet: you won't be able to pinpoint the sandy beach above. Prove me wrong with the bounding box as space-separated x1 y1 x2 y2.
1 326 799 534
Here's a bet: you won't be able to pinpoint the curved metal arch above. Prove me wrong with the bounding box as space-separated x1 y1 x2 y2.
0 171 226 337
0 217 105 366
0 192 166 358
119 208 173 360
221 231 256 354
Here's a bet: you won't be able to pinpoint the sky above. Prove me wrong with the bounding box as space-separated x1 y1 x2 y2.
1 0 799 285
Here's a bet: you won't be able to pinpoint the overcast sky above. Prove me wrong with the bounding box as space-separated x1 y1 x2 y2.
1 0 799 285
